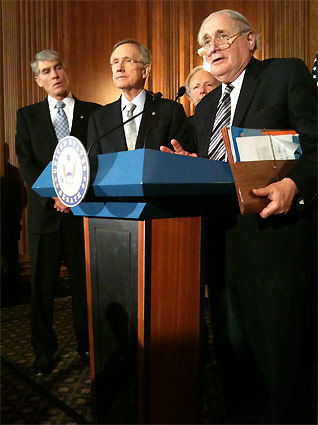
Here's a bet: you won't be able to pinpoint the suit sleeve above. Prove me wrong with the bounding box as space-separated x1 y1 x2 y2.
166 103 196 153
15 108 52 208
16 109 44 188
285 59 317 205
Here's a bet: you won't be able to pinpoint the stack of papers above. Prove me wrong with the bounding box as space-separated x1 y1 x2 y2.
228 127 301 163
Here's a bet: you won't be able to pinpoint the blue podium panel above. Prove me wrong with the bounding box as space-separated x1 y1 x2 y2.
93 149 234 197
32 149 236 218
31 162 56 197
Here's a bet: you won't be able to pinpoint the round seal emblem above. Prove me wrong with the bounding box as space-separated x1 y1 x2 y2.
52 136 90 207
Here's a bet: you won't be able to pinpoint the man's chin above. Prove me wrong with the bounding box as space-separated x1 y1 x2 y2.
51 88 69 99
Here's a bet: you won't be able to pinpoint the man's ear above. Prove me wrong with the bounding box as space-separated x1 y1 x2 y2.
247 31 256 51
35 76 43 88
142 64 151 79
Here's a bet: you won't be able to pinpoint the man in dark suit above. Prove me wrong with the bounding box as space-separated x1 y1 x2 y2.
15 49 100 375
161 10 317 424
88 39 190 154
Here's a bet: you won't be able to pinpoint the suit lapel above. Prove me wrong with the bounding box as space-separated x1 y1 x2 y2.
135 91 156 149
39 99 59 151
233 57 261 127
198 87 221 155
107 98 127 151
71 97 86 137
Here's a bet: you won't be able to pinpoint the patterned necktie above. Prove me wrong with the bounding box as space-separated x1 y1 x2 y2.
54 101 69 141
124 103 137 150
208 84 234 161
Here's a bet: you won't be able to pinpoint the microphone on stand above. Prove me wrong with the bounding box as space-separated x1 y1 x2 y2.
174 86 186 102
87 92 162 156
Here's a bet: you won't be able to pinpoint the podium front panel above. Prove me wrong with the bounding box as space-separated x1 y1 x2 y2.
84 216 203 424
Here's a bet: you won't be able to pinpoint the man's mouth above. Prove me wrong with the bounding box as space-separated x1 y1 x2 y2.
212 56 224 65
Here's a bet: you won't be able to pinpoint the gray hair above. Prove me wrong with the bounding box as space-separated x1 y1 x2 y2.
30 49 65 76
110 39 152 65
185 66 205 97
197 9 257 50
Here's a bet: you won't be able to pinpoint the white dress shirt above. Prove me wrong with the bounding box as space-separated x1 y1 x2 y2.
220 70 246 124
48 93 75 131
121 89 146 133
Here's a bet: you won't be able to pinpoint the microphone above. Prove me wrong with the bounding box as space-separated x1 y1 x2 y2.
87 92 162 156
174 86 186 102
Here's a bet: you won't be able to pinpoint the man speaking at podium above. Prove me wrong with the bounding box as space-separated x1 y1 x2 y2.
87 39 190 154
15 50 100 375
161 9 317 425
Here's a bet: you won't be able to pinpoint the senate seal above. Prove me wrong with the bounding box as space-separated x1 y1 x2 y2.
52 136 90 207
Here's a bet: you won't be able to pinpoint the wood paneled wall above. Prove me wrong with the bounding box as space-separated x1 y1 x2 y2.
1 0 317 265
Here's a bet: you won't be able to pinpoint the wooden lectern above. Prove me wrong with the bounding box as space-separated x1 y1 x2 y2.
32 149 234 424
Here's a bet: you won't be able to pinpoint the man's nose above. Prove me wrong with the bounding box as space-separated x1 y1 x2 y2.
207 42 219 54
51 69 59 78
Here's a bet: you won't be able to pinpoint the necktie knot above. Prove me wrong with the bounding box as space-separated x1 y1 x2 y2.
222 83 234 99
126 103 136 118
55 101 66 110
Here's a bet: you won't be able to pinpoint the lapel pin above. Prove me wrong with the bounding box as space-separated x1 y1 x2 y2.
152 111 156 116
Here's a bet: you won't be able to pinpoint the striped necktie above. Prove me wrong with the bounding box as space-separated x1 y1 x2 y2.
124 103 137 150
208 84 234 161
54 101 69 141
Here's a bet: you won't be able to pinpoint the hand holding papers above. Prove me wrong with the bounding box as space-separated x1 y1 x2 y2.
222 127 300 215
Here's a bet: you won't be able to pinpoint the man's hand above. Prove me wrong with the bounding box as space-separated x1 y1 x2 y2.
253 178 298 219
160 139 198 157
52 197 71 213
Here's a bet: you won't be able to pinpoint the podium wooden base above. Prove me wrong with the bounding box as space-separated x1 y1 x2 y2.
84 216 203 424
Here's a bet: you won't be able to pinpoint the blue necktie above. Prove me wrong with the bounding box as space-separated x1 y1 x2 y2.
54 101 69 141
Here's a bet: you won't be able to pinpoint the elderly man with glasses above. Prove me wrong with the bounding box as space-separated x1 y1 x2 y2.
161 9 317 424
88 39 191 154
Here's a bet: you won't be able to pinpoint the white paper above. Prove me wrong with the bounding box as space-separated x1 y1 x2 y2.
236 134 300 161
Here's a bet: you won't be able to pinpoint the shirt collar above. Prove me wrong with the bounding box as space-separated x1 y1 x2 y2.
221 70 246 95
121 89 146 112
48 92 73 108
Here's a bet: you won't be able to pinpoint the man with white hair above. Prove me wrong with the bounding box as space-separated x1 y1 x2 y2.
161 9 317 424
185 66 220 109
88 39 190 154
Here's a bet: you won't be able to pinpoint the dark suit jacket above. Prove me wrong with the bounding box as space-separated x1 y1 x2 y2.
15 97 101 234
195 57 317 205
87 90 192 154
195 57 317 280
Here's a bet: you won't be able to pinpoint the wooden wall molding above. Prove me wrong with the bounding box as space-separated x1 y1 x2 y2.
262 0 310 63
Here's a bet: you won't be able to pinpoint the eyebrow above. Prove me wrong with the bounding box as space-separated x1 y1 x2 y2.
39 63 62 73
204 29 229 38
